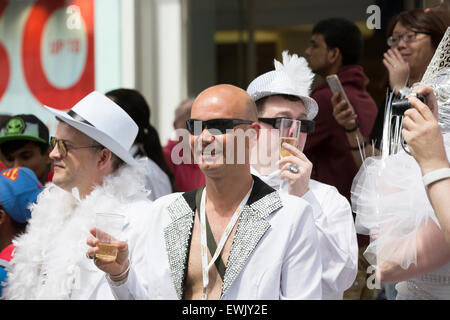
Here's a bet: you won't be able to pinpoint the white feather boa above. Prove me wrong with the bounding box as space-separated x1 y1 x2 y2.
4 163 150 300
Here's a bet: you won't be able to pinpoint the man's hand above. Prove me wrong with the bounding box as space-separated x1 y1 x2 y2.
383 48 409 93
331 92 357 130
278 142 312 197
402 86 448 175
87 227 130 280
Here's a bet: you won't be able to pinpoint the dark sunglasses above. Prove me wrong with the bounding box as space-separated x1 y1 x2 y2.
50 136 102 158
258 117 315 134
186 118 254 135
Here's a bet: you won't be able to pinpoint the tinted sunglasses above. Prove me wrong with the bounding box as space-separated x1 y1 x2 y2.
258 117 315 134
186 118 254 135
50 136 102 158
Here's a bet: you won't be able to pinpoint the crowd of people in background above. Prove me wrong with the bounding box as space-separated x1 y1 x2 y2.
0 3 449 300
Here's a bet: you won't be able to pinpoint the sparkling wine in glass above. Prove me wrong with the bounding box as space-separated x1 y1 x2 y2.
279 119 301 159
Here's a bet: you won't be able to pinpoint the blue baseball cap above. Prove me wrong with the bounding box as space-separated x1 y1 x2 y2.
0 167 43 224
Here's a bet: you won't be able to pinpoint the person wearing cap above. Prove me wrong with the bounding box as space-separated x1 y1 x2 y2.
3 92 154 300
247 51 358 299
0 167 43 299
87 84 322 300
0 114 53 185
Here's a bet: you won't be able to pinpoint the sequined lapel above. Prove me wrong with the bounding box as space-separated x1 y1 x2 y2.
221 176 283 295
164 190 197 300
164 177 282 299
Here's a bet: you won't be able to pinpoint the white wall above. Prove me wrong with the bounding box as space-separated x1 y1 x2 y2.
94 0 122 94
96 0 187 145
135 0 187 145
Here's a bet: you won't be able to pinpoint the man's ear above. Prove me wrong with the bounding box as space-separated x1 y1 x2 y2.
251 122 261 139
327 47 341 65
97 148 113 171
247 122 261 150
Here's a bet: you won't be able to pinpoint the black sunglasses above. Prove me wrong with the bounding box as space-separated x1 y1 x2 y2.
258 117 315 134
186 118 254 135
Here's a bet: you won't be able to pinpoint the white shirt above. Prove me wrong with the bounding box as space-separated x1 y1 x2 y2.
136 157 172 201
251 167 358 299
107 177 323 300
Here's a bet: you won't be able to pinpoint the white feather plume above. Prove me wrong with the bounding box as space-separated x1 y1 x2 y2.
4 162 151 300
273 50 315 96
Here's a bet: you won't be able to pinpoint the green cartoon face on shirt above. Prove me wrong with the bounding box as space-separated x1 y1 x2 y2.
5 118 26 135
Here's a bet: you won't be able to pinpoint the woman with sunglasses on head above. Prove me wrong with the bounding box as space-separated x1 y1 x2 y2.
332 6 449 168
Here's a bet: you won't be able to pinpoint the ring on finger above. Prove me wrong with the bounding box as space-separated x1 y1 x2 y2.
288 163 299 174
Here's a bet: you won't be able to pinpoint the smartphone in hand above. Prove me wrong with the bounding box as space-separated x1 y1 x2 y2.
326 74 355 114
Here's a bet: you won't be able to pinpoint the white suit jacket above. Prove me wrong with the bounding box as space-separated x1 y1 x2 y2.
251 168 358 299
108 175 323 299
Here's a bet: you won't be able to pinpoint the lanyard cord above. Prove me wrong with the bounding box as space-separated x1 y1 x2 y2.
199 182 253 300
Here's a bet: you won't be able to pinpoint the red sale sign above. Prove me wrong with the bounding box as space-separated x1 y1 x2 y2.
0 0 95 113
0 0 10 101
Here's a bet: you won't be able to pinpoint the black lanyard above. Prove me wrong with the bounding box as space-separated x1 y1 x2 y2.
195 187 226 280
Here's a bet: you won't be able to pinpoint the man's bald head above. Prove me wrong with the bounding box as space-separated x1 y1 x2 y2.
192 84 258 122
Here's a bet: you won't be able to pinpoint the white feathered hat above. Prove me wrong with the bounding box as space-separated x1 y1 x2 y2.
247 50 318 120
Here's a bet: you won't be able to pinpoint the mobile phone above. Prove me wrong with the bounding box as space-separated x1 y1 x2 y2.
326 74 355 114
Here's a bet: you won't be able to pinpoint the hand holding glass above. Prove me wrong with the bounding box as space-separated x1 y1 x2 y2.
95 213 125 260
279 119 301 192
279 119 301 158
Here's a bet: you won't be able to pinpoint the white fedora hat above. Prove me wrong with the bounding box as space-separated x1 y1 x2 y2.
247 50 318 120
42 91 138 166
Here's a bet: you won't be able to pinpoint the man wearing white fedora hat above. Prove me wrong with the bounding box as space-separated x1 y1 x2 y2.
4 92 154 299
247 51 358 299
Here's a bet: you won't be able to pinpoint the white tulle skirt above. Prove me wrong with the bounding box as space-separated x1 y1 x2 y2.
352 133 450 299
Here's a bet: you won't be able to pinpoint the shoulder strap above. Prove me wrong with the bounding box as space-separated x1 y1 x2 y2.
195 187 226 281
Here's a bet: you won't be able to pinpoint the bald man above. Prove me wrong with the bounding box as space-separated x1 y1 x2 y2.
88 84 322 300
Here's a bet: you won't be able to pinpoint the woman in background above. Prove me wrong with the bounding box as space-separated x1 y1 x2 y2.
106 88 173 200
332 7 449 167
